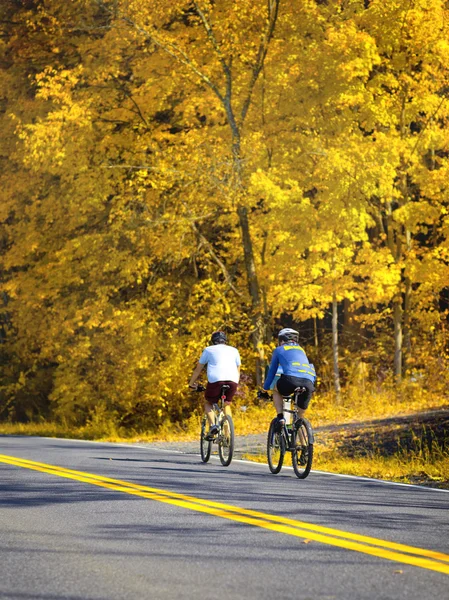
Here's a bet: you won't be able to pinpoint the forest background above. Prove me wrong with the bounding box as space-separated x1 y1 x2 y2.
1 0 448 451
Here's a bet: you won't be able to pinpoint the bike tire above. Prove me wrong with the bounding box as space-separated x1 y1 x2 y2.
218 415 234 467
292 418 314 479
267 418 285 474
200 416 212 463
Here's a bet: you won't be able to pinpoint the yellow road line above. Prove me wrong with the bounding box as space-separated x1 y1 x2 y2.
1 454 448 576
3 454 448 563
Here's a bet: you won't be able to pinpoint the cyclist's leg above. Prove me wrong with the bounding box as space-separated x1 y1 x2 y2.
272 387 284 415
204 401 215 427
274 376 295 422
296 406 307 445
204 382 221 432
269 375 282 416
295 382 314 443
222 381 238 417
224 401 232 417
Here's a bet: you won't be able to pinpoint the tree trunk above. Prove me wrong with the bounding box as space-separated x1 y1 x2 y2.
261 232 273 344
332 294 341 403
393 298 403 382
313 316 319 348
343 297 350 328
237 205 265 386
403 275 411 373
385 204 404 384
403 227 412 374
394 103 408 383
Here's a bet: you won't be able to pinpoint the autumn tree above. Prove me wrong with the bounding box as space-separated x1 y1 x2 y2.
250 0 449 384
1 0 449 427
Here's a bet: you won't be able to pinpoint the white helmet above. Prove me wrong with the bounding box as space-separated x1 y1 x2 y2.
278 328 299 344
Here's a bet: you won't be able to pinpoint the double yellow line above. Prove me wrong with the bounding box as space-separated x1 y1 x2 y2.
1 453 449 575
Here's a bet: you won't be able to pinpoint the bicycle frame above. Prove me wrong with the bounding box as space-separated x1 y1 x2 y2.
210 384 229 422
199 383 235 466
280 390 315 448
265 387 315 478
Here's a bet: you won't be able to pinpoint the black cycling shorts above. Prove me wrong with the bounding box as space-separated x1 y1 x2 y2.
276 375 314 410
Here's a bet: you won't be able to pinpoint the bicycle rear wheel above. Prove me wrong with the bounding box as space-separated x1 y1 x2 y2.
292 418 314 479
200 416 212 463
218 415 234 466
267 418 285 474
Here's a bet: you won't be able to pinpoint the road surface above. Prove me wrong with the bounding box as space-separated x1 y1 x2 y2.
1 436 448 600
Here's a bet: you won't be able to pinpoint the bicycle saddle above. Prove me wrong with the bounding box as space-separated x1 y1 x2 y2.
294 386 307 393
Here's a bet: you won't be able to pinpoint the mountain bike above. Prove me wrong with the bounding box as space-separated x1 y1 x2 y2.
196 384 235 467
261 387 314 479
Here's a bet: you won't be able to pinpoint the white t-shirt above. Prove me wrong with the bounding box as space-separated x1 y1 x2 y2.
199 344 241 383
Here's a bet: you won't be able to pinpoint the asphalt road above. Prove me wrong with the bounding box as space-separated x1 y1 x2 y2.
1 436 448 600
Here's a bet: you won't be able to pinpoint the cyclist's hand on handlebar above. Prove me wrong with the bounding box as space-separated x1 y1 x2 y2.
257 389 270 400
189 383 205 392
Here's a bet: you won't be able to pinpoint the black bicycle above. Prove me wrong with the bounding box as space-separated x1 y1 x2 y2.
262 387 314 479
196 384 235 467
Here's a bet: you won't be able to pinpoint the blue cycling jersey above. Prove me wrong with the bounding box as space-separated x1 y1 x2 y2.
264 344 316 390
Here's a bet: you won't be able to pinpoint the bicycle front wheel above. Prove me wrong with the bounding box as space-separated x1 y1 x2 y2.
218 415 234 466
292 418 314 479
200 416 212 463
267 418 285 474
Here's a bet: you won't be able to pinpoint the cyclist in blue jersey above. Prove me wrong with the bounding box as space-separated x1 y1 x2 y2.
263 328 316 429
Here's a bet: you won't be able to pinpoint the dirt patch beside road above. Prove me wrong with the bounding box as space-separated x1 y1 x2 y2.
315 408 449 454
315 408 449 489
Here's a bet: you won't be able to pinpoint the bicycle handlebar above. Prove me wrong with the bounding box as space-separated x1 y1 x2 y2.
191 384 206 392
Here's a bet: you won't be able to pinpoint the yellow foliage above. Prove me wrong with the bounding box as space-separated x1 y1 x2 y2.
0 0 448 430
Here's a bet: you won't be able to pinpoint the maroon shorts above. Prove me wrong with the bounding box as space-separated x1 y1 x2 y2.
205 381 238 403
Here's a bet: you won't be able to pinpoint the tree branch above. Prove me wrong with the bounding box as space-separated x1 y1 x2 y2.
186 213 242 296
410 95 447 158
120 15 226 105
192 1 233 101
110 74 149 127
239 0 280 127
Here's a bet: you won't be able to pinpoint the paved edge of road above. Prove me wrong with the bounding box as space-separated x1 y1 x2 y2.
18 435 447 493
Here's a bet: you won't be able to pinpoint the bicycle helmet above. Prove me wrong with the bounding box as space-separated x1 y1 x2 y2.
278 327 299 344
211 331 227 345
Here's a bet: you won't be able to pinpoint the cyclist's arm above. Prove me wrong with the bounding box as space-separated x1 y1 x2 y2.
234 349 241 382
189 362 205 388
263 351 279 391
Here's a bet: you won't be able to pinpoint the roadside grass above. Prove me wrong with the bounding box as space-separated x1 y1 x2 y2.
313 453 449 488
0 384 447 441
310 383 449 429
0 419 194 443
0 401 275 442
243 449 449 489
243 428 449 489
228 381 449 437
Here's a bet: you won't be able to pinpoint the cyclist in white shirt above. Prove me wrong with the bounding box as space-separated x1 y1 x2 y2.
189 331 241 439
